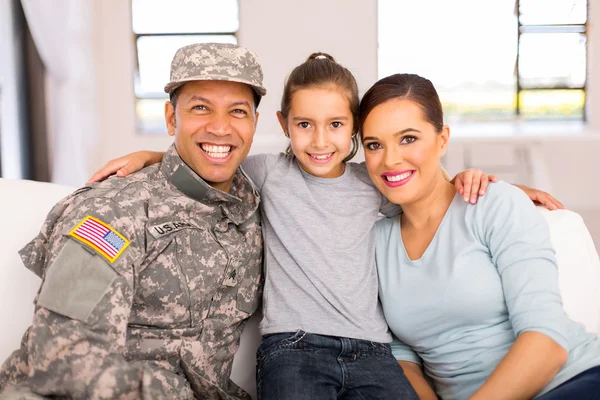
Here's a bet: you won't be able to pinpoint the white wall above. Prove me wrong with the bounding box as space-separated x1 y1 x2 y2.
93 0 148 172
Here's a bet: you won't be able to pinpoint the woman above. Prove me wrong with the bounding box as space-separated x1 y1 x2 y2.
360 73 600 400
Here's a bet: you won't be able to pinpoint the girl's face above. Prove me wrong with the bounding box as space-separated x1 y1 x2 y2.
278 85 354 179
362 98 449 205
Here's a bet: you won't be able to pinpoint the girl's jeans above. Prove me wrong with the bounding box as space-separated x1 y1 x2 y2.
256 331 419 400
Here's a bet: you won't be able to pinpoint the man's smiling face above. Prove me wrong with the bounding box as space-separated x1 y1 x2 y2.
165 80 259 193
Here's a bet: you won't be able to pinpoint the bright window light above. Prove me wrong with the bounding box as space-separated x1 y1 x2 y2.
378 0 587 123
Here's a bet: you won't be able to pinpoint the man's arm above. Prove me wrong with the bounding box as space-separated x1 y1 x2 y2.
24 197 169 399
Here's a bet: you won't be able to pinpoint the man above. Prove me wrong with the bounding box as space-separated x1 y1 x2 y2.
0 42 266 399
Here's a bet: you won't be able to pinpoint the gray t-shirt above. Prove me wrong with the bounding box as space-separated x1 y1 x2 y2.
242 153 399 342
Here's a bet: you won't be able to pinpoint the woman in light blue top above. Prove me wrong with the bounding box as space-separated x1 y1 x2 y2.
360 73 600 400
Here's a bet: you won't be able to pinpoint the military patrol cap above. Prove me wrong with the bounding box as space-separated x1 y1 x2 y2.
164 42 267 97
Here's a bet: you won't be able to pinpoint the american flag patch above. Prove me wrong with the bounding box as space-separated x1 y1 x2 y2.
69 216 130 263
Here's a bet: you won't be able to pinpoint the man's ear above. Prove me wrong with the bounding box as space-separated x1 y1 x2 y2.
276 111 289 137
165 101 176 137
439 125 450 157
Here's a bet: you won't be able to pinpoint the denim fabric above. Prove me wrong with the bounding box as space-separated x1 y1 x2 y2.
537 365 600 400
256 331 419 400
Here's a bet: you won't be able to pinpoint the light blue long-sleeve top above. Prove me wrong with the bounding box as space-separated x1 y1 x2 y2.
376 181 600 400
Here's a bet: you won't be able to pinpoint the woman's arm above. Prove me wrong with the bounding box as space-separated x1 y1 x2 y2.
469 182 570 400
400 361 438 400
468 332 567 400
389 337 437 400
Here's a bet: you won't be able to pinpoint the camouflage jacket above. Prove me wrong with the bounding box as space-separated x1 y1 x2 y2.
0 144 263 400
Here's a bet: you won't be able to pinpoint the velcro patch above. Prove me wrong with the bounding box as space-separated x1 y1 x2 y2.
69 216 130 263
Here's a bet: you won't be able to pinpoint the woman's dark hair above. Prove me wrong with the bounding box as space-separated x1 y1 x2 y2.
359 73 444 135
281 52 360 162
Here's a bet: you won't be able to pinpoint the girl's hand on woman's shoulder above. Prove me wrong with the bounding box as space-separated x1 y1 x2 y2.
452 169 498 204
86 151 165 184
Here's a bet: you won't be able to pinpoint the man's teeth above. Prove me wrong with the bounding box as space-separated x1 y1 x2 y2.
386 171 412 182
310 153 333 160
201 144 231 158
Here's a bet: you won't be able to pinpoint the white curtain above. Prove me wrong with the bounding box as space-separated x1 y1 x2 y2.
20 0 98 186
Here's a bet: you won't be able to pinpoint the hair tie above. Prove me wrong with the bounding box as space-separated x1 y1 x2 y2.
315 55 327 60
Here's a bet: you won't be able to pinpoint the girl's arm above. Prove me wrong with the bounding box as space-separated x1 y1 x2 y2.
400 361 438 400
86 151 164 184
469 182 570 400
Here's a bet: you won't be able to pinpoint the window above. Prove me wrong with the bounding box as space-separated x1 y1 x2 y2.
378 0 588 123
132 0 239 134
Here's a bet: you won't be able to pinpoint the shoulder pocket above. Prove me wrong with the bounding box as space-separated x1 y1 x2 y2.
38 239 118 323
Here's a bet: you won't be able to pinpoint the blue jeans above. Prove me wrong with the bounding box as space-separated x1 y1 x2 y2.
256 331 419 400
537 365 600 399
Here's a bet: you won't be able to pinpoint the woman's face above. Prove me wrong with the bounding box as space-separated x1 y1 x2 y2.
361 98 449 205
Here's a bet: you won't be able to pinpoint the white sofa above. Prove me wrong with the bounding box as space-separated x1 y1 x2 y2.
1 178 600 398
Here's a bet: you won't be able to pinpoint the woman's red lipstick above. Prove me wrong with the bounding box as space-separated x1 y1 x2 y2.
381 170 415 187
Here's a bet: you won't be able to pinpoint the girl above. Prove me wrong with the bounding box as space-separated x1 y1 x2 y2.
89 54 561 399
361 73 600 400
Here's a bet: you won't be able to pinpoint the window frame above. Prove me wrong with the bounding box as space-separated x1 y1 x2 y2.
515 0 589 120
131 1 239 132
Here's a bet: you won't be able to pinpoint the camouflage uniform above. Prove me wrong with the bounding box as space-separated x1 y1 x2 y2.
0 144 263 399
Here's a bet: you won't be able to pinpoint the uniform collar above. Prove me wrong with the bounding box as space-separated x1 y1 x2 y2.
160 144 260 225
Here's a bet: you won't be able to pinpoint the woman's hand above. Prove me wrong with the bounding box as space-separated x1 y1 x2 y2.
453 169 498 204
514 185 565 211
399 361 438 400
86 151 165 184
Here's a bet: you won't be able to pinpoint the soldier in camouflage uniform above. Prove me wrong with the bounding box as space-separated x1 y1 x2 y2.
0 43 266 400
